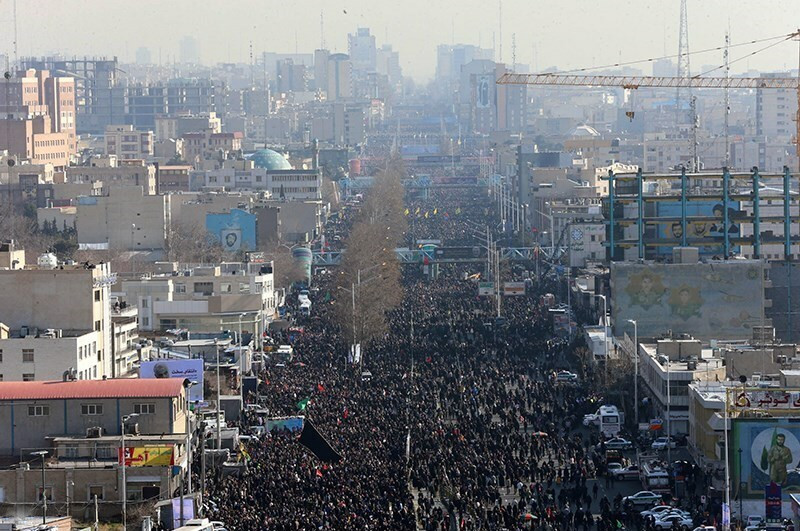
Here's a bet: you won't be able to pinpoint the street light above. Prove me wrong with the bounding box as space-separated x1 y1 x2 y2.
627 319 639 427
30 450 48 525
181 380 197 528
214 339 222 451
120 413 139 530
596 294 608 385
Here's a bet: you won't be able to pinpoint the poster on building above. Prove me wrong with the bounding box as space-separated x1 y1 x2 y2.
732 419 800 500
502 282 526 296
766 482 782 528
655 200 743 256
476 75 492 108
118 446 175 467
611 261 764 340
266 416 305 433
139 359 204 402
221 228 242 251
478 282 495 296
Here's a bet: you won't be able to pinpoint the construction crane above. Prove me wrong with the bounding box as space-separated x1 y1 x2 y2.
497 72 800 168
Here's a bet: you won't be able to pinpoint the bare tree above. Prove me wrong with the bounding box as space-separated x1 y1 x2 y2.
165 221 225 264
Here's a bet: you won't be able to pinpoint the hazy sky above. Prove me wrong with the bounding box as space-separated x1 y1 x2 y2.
3 0 800 81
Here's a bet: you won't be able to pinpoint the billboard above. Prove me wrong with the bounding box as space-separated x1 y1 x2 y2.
221 228 242 251
611 261 764 340
140 359 204 402
478 282 495 296
732 389 800 411
732 418 800 500
503 282 526 296
266 416 305 432
118 445 175 467
476 75 492 108
654 200 743 256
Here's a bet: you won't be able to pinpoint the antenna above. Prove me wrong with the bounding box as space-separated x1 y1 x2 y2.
676 0 691 125
320 10 325 49
511 33 516 72
724 30 730 168
498 0 503 63
249 40 254 89
12 0 18 69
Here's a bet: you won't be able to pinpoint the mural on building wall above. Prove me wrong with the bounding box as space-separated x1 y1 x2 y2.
612 261 763 339
655 200 743 256
206 208 256 253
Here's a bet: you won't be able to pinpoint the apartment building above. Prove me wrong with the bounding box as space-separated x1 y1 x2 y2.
104 125 154 160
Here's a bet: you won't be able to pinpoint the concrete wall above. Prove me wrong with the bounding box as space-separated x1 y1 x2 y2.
76 187 169 250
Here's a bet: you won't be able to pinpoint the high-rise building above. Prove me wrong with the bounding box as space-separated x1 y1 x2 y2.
348 28 377 73
314 49 330 93
757 72 798 140
135 47 152 65
327 54 352 101
179 35 200 64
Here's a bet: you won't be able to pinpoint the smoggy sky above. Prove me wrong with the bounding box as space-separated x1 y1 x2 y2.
3 0 800 81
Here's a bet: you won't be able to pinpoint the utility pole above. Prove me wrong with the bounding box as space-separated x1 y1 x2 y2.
690 96 698 172
724 30 731 168
676 0 691 125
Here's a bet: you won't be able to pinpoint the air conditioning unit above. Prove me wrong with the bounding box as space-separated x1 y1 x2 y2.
124 423 140 436
86 426 104 438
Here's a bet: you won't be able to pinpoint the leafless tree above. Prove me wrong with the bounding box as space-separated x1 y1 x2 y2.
165 221 225 264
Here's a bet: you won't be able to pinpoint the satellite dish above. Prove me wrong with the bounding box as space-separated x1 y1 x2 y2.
7 159 15 167
3 72 10 80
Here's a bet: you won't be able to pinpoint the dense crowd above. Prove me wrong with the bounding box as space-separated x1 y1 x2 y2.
202 187 716 530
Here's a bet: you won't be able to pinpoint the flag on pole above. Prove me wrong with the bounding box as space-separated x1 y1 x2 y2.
404 208 410 216
455 207 462 215
317 383 325 393
297 419 342 463
415 206 420 214
433 208 438 215
424 211 429 218
297 397 311 411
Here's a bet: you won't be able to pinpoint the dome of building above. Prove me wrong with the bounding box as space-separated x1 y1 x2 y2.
249 149 292 170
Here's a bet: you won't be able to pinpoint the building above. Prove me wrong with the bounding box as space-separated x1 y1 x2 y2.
348 28 377 74
154 112 221 142
757 72 798 140
157 165 193 194
327 54 353 101
638 337 726 436
0 254 115 380
182 132 243 165
104 125 154 160
66 158 157 196
201 152 321 200
120 261 277 337
75 187 172 251
0 378 188 519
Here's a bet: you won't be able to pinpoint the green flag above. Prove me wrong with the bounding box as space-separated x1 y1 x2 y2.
297 397 311 411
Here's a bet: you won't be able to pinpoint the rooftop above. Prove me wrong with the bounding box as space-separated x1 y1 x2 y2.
0 378 185 400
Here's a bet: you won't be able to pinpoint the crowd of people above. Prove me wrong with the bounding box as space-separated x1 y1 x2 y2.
201 186 718 530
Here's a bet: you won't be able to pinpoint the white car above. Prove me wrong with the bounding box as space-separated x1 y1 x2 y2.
745 515 765 530
604 437 634 450
623 491 663 506
555 370 578 382
611 464 640 480
641 505 687 519
651 436 677 450
654 514 693 530
583 413 599 426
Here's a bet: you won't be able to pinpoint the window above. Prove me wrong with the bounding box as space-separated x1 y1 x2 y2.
220 283 232 293
88 485 104 501
142 317 150 327
64 445 79 458
134 403 156 415
28 405 49 416
94 290 101 302
36 487 53 502
96 445 115 459
94 320 101 331
23 373 35 381
0 348 3 362
141 298 148 308
81 404 103 416
22 349 34 363
174 284 186 293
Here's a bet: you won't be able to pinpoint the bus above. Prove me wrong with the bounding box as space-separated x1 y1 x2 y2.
598 405 623 437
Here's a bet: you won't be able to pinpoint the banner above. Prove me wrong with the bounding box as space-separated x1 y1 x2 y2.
766 481 782 529
732 418 800 500
503 282 526 296
140 359 204 402
298 420 342 463
171 497 195 529
478 282 495 296
476 75 492 108
731 388 800 411
119 446 175 467
266 416 305 432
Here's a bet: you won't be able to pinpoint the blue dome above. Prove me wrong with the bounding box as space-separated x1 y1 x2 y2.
250 149 292 170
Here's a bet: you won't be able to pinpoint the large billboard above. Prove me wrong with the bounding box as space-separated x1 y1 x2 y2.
611 261 764 340
654 200 744 256
140 359 204 402
118 445 175 467
733 418 800 500
476 75 492 108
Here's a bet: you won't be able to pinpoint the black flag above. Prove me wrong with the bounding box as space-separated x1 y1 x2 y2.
297 420 342 463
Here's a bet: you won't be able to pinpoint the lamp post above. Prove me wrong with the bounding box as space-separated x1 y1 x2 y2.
737 447 743 520
120 413 139 530
627 319 639 427
214 338 221 451
596 294 608 385
30 450 48 525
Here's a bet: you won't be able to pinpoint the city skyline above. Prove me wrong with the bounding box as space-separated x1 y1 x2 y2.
1 0 799 80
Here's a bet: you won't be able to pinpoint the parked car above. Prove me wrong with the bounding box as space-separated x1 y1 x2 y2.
745 515 765 530
555 370 578 383
641 505 687 519
651 436 678 450
611 464 640 480
606 462 624 475
653 513 693 530
623 491 663 506
604 437 634 450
